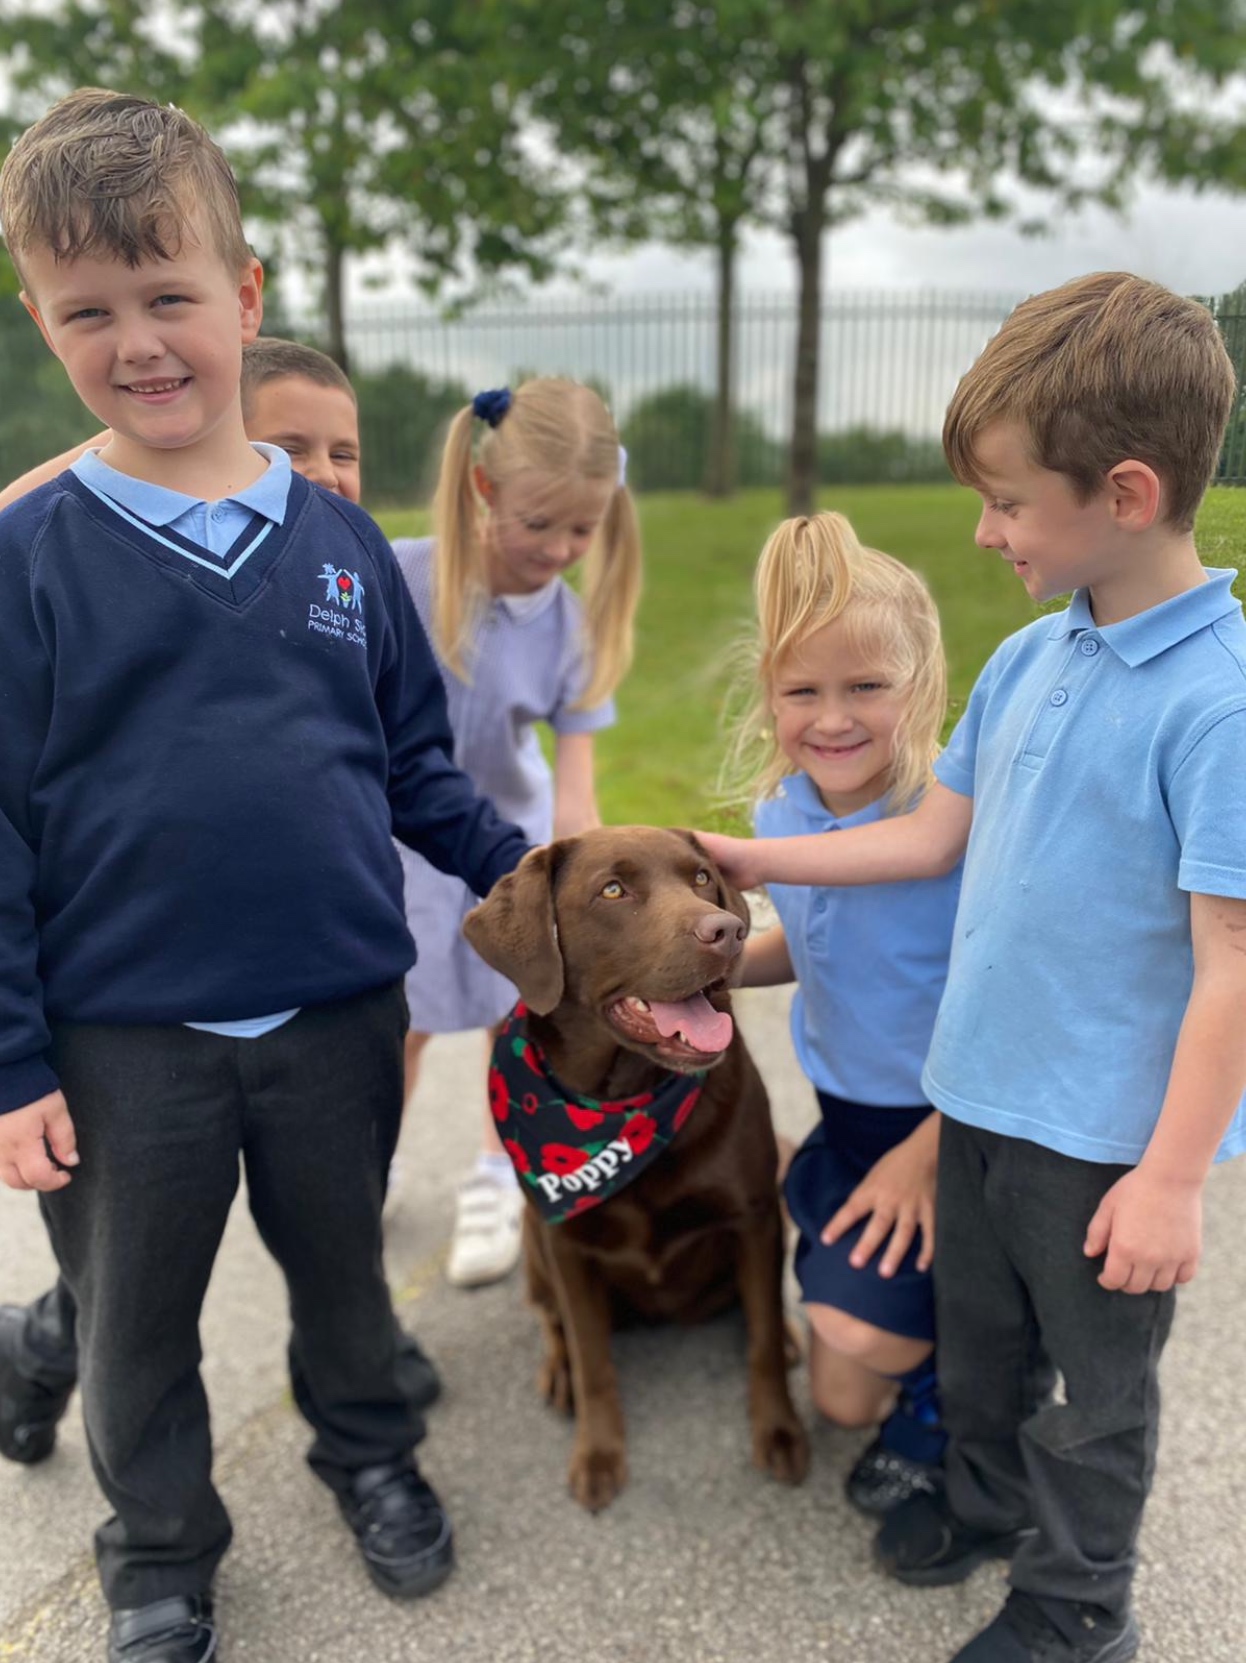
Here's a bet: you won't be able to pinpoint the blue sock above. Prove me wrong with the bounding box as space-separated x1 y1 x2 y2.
878 1358 947 1465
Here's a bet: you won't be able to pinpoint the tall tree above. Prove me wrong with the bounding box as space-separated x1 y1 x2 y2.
527 5 780 496
0 0 570 370
531 0 1246 513
764 0 1246 513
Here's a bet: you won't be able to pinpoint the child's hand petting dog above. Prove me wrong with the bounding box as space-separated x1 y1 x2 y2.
821 1113 940 1277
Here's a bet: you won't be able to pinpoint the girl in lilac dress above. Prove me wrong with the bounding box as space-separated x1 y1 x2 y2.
394 379 642 1285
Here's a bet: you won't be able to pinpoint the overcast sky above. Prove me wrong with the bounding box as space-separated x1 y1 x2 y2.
340 174 1246 311
558 179 1246 303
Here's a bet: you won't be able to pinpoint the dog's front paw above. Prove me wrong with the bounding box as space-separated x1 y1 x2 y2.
568 1442 628 1512
752 1412 810 1485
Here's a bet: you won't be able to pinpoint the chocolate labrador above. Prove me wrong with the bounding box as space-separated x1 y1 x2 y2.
464 825 809 1511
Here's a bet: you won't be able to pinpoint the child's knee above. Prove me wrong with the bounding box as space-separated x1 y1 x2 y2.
808 1303 890 1364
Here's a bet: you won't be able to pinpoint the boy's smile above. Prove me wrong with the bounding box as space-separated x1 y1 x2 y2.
970 423 1123 606
20 212 263 491
247 377 362 504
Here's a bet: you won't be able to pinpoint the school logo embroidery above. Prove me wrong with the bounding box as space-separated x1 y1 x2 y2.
320 565 366 610
308 565 368 647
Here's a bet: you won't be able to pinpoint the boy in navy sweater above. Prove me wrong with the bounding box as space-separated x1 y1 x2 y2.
0 89 528 1663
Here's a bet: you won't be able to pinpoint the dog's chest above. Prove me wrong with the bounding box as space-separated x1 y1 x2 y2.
566 1165 756 1284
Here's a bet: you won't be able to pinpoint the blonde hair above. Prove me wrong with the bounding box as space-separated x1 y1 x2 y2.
431 377 642 709
241 338 354 420
0 87 251 290
944 271 1236 533
724 513 946 816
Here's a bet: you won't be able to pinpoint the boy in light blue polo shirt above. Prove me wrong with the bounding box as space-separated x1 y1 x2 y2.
701 271 1246 1663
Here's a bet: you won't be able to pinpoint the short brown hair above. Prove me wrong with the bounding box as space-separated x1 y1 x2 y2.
241 338 355 420
0 87 251 289
944 272 1237 531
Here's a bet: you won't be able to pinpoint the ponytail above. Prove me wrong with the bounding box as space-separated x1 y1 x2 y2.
430 405 490 678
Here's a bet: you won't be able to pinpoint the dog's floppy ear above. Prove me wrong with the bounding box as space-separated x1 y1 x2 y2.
672 827 751 931
463 843 565 1014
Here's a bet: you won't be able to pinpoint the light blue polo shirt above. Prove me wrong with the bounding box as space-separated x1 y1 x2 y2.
923 568 1246 1165
69 444 298 1038
71 442 292 554
756 774 962 1105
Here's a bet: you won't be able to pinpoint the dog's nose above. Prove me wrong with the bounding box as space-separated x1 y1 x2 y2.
693 911 747 956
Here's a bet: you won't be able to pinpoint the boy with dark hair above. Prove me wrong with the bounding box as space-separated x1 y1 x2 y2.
0 89 528 1663
702 271 1246 1663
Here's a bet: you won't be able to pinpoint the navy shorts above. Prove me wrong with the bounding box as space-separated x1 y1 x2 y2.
785 1090 936 1343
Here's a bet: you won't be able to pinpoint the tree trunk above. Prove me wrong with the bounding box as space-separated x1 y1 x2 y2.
703 218 738 498
786 199 825 517
325 234 349 375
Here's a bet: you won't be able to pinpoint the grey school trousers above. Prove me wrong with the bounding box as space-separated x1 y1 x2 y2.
936 1117 1176 1619
38 983 422 1609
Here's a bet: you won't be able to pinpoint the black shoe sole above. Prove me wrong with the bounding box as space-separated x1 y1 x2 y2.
360 1542 455 1601
876 1523 1036 1587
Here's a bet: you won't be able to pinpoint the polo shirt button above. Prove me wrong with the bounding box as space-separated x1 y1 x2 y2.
1080 636 1100 656
211 506 226 521
1050 688 1068 707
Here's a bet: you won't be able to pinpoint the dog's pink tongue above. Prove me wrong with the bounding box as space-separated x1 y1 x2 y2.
648 993 733 1053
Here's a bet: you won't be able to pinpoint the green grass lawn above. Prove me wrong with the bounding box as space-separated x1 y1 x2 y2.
377 485 1246 830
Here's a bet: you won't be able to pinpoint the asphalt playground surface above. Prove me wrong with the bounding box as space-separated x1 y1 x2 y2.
2 984 1244 1662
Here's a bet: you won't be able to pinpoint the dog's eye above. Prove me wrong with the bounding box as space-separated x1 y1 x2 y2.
601 880 625 899
693 869 712 887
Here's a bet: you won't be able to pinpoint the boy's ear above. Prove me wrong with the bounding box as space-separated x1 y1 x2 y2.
239 257 264 345
19 292 58 360
1106 458 1162 531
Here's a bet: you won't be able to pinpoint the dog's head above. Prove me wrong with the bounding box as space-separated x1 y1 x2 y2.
464 826 749 1074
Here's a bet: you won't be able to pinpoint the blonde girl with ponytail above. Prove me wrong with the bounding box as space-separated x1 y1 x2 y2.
390 378 642 1286
720 510 961 1520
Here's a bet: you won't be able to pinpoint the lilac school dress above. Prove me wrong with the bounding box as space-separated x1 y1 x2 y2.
391 538 615 1033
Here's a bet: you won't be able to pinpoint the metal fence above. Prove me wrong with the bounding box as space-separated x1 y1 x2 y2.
329 288 1246 504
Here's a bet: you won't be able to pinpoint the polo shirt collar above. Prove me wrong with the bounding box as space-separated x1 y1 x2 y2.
1046 567 1241 667
73 442 292 526
777 771 888 830
494 576 560 621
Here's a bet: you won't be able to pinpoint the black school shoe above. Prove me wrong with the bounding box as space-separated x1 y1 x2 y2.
846 1434 944 1517
875 1488 1035 1586
0 1304 76 1464
949 1591 1140 1662
107 1595 216 1663
338 1459 454 1599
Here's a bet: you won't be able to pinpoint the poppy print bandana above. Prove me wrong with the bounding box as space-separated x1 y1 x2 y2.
489 1003 705 1224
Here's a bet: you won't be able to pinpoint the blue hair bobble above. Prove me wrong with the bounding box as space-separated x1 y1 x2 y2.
471 387 512 428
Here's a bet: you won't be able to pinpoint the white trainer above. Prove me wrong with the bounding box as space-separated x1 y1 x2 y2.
446 1175 524 1287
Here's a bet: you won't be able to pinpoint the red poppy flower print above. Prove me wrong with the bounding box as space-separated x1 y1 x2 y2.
621 1112 657 1155
564 1195 598 1219
488 1068 510 1124
541 1143 590 1176
520 1042 541 1075
503 1137 531 1175
564 1102 605 1131
673 1089 700 1134
522 1092 539 1115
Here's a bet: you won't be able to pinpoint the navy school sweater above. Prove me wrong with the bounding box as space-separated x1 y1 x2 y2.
0 470 530 1114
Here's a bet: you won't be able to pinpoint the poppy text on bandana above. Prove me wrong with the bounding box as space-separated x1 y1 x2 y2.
489 1003 706 1225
